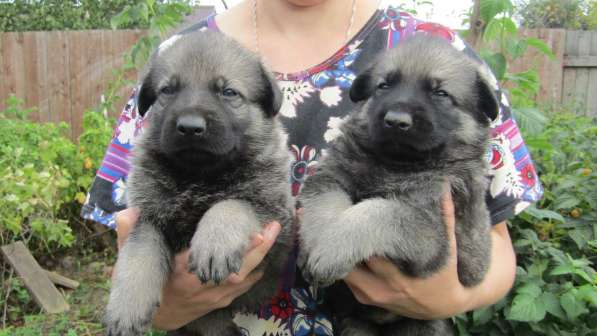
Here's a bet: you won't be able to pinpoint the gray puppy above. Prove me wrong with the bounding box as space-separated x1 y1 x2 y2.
298 34 499 336
104 31 294 336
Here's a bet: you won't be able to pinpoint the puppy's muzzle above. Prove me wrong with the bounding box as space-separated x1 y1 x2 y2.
176 115 206 137
384 111 413 131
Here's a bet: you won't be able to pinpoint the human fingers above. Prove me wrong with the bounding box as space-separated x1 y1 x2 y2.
441 182 458 260
114 207 140 249
226 221 281 284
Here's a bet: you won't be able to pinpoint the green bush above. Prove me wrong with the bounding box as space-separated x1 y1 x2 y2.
1 0 150 32
0 96 114 254
0 0 194 33
456 113 597 335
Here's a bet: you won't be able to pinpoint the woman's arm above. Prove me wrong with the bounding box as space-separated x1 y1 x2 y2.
343 192 516 320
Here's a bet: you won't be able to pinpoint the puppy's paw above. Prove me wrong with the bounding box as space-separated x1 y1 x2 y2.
188 238 245 284
103 298 156 336
303 246 355 286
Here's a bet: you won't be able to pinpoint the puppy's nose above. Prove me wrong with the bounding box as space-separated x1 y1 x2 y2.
176 115 206 136
384 111 413 131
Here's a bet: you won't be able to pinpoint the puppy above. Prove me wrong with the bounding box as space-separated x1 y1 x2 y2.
104 31 294 336
298 34 499 335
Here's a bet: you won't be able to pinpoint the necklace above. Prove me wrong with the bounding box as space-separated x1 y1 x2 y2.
252 0 358 64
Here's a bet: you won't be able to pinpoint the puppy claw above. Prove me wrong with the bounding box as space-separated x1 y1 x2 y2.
188 248 244 285
304 253 355 286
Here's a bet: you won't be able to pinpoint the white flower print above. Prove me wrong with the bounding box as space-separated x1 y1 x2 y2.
452 35 467 51
112 178 127 206
501 93 510 107
233 313 289 336
487 133 525 198
158 34 182 55
347 39 364 53
323 116 349 143
279 80 316 118
116 117 136 145
319 86 342 107
515 201 531 215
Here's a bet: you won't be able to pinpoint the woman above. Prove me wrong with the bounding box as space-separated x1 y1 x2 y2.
82 0 543 334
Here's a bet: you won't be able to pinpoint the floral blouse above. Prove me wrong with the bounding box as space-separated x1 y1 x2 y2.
82 1 543 335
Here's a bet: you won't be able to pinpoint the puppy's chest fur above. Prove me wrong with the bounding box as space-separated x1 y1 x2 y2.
320 152 479 205
128 155 291 253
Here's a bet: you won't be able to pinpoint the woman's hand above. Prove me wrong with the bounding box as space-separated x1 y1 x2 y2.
343 192 517 320
114 208 281 331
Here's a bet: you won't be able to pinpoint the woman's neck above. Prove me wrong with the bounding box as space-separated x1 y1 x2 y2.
216 0 379 74
259 0 356 40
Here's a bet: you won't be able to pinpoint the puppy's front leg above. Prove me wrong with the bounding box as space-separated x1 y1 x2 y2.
305 197 448 284
104 223 172 336
188 199 261 284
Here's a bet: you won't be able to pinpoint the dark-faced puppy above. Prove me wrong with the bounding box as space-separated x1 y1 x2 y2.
298 34 499 336
104 31 294 336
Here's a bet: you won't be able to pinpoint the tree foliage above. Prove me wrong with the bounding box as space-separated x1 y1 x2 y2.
0 0 189 32
516 0 597 30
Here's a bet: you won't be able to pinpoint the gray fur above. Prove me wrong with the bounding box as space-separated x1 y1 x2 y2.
298 34 498 336
104 31 294 336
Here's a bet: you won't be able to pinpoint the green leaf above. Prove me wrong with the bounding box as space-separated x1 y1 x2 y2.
506 293 546 322
569 227 592 249
482 52 507 81
511 107 548 135
560 291 588 320
541 292 566 319
525 37 556 59
523 205 565 222
549 264 575 275
517 282 542 297
472 306 494 325
577 285 597 306
553 196 580 210
479 0 514 22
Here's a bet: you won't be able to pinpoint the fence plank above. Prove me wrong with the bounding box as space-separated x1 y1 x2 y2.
46 31 72 134
564 55 597 67
562 31 578 107
1 34 16 111
0 34 5 111
36 32 50 122
588 33 597 116
1 242 69 314
574 31 591 115
23 32 40 122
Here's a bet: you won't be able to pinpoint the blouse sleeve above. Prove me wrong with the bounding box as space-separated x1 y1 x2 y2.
454 34 544 224
80 88 145 229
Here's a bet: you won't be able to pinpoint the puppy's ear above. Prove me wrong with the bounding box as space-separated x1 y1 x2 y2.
349 68 375 103
475 72 499 123
258 64 283 117
137 72 157 117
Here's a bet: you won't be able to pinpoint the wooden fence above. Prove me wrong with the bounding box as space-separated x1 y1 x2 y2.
493 29 597 116
0 28 596 141
0 30 145 139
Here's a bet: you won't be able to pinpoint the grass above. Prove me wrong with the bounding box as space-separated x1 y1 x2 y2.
0 248 166 336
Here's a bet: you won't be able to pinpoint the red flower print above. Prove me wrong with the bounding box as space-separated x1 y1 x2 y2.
270 291 294 321
290 145 319 196
489 143 505 170
520 164 537 187
415 22 455 41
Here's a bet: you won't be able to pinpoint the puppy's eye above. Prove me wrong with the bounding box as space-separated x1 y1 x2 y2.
222 88 239 97
377 82 391 90
160 86 176 95
433 89 450 97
